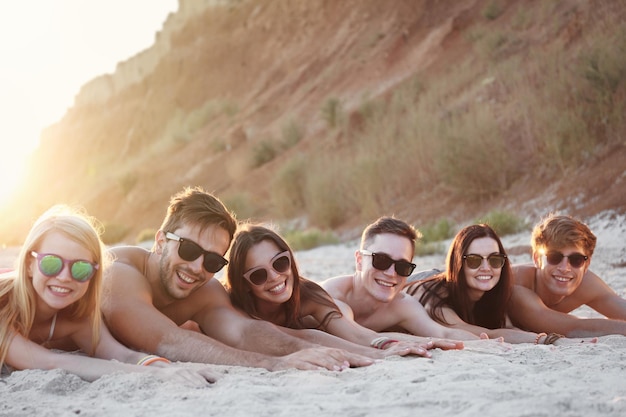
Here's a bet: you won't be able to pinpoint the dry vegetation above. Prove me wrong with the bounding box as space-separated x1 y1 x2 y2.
1 0 625 247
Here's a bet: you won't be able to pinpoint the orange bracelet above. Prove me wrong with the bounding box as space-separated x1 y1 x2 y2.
534 332 547 344
379 339 399 349
137 355 171 366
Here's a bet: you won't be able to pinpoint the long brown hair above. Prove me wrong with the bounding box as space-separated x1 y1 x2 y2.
225 224 341 329
416 224 512 329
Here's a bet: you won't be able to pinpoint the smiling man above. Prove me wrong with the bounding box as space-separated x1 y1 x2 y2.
101 187 374 371
321 216 477 348
509 213 626 337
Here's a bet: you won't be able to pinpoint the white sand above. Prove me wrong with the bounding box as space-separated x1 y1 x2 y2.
1 211 626 417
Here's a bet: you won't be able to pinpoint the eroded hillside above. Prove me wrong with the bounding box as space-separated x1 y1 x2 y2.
2 0 624 244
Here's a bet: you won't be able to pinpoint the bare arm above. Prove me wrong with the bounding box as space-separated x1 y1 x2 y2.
194 280 319 355
103 264 285 368
324 283 465 352
418 302 547 344
311 298 454 356
103 263 372 370
278 327 384 358
509 285 626 337
388 294 478 342
5 330 217 385
582 271 626 320
308 304 429 357
196 301 375 369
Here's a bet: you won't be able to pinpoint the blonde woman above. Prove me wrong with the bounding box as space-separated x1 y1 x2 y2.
0 205 217 385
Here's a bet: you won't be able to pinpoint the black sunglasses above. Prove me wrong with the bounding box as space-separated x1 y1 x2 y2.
243 251 291 286
463 253 507 269
544 250 588 269
165 232 228 273
360 250 416 277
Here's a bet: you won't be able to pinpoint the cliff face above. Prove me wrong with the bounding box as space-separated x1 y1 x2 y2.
3 0 625 244
74 0 219 107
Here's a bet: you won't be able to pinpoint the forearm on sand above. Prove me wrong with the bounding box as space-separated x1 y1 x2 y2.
232 320 318 355
27 351 159 382
280 327 382 358
156 330 277 369
560 318 626 338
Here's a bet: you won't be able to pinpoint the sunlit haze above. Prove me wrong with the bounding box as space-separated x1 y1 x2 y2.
0 0 177 208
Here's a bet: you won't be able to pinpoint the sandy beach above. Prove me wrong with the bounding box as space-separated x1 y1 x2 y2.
1 211 625 417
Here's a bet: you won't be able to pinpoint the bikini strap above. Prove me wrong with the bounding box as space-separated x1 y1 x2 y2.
46 312 57 342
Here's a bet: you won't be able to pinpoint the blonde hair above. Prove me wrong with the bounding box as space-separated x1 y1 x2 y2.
0 205 109 366
531 213 597 257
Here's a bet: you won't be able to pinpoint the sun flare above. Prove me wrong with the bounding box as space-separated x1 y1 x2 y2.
0 0 177 211
0 142 32 209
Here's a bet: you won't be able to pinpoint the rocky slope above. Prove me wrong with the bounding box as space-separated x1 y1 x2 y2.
2 0 624 244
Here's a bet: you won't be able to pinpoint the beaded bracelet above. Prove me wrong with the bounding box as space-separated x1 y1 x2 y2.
543 333 565 345
370 336 399 349
534 332 547 344
137 354 172 366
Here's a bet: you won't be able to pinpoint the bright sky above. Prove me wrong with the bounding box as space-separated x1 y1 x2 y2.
0 0 178 208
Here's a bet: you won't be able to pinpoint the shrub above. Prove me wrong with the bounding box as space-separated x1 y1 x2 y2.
434 106 511 199
210 137 227 153
101 222 130 245
419 218 455 243
222 193 255 222
482 1 503 20
415 241 446 257
283 228 340 251
118 172 138 196
304 163 351 228
136 228 157 244
321 97 343 128
474 210 526 237
271 156 307 218
251 139 277 168
281 118 303 149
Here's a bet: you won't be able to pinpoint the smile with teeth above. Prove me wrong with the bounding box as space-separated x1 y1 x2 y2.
269 281 286 293
475 275 492 281
375 279 395 288
553 275 572 282
49 285 71 294
177 271 197 284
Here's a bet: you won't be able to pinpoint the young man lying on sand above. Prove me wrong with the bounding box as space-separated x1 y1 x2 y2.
321 216 481 350
509 213 626 337
102 187 375 371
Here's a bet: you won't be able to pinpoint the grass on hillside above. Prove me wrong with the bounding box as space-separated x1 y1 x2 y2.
48 1 625 250
260 6 625 232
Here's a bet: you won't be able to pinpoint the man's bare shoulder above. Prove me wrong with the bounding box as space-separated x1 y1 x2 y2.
319 274 352 300
109 245 150 268
511 263 536 288
103 247 152 305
